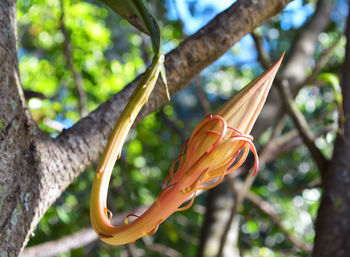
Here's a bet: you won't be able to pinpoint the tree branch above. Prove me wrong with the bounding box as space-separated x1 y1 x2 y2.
0 0 46 255
195 77 211 114
276 79 328 170
297 35 343 91
59 0 88 117
280 0 336 90
20 206 147 257
251 32 271 69
241 183 313 253
142 237 182 257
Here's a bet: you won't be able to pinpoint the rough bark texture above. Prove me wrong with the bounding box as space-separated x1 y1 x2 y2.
0 0 293 256
0 1 49 255
312 5 350 256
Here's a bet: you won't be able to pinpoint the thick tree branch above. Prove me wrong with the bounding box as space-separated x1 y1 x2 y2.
0 0 46 255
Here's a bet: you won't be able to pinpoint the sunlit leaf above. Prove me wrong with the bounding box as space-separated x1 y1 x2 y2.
100 0 161 53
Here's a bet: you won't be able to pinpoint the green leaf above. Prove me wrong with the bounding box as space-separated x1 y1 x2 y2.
317 73 342 103
100 0 161 54
101 0 147 33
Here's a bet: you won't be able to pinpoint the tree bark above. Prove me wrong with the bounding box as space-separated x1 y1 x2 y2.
0 1 50 256
312 3 350 256
0 0 293 256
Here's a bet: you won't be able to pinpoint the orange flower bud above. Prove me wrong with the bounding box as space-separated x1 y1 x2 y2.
90 53 284 245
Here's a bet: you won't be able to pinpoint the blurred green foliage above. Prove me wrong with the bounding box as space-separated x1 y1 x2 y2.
18 0 347 256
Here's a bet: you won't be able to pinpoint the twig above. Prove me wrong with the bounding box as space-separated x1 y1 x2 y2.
253 31 342 92
277 79 328 170
195 77 211 113
23 90 47 100
294 180 321 193
229 114 335 180
233 181 313 253
251 32 272 69
159 110 187 140
270 114 287 139
124 244 140 257
59 0 88 117
142 237 182 257
262 120 337 165
20 206 148 257
297 35 343 92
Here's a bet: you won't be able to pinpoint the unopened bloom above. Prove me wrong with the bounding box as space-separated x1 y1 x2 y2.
90 54 284 245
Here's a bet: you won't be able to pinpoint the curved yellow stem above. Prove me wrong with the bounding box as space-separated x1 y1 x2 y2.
90 54 167 244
